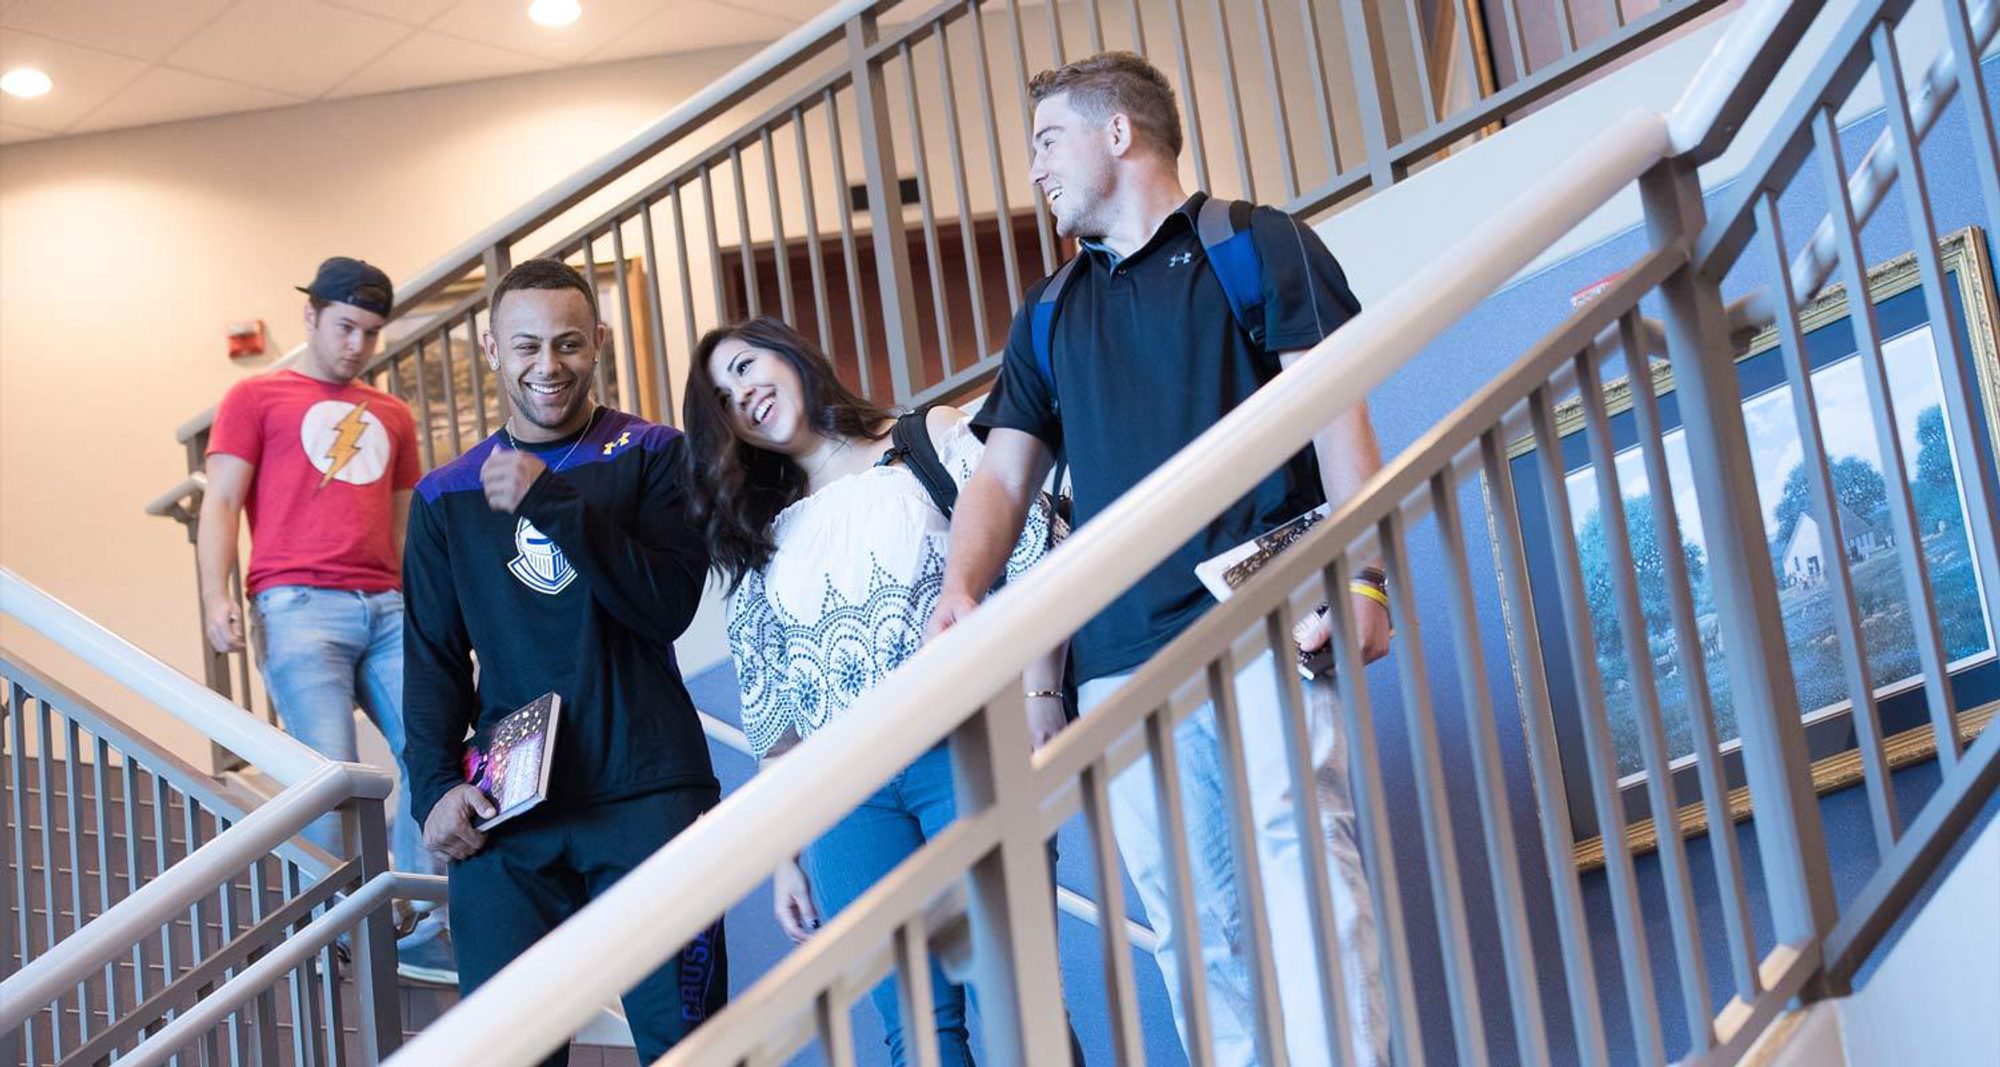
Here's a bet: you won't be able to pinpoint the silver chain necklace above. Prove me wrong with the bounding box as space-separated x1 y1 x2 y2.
501 406 600 473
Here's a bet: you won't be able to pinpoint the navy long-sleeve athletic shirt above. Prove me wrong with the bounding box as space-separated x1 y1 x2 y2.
401 408 717 828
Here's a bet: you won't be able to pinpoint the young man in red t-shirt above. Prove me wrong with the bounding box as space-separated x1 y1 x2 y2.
199 256 454 985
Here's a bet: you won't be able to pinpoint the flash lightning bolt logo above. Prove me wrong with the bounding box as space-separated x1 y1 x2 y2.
319 401 372 488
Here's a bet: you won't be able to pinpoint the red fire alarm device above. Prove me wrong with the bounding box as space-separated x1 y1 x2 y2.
227 320 268 360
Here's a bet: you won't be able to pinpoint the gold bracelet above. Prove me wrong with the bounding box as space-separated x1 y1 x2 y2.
1025 689 1064 701
1348 580 1390 608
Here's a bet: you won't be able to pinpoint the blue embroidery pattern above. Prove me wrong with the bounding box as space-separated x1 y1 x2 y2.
727 445 1055 758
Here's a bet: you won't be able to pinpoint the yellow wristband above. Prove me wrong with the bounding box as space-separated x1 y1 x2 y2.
1348 580 1390 608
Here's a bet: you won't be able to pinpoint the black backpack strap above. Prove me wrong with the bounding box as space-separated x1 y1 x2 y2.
889 410 959 519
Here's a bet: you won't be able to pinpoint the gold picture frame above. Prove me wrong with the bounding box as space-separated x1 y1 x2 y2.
1486 226 2000 870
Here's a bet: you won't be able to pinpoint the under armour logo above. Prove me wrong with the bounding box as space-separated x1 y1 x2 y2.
1168 252 1194 267
602 430 631 456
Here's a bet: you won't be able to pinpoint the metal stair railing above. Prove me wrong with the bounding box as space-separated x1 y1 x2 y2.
146 0 1739 775
1 569 440 1066
386 0 2000 1061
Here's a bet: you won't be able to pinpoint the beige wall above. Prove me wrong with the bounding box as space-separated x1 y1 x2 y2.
0 44 764 761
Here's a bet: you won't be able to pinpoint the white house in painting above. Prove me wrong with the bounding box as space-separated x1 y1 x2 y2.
1783 505 1892 584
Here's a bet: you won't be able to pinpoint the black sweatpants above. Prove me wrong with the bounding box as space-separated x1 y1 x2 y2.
448 785 727 1066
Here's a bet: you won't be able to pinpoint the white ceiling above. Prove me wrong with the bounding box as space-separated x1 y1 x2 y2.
0 0 828 145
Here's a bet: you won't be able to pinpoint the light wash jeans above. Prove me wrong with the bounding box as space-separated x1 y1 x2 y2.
1078 649 1387 1067
804 744 974 1066
251 585 441 891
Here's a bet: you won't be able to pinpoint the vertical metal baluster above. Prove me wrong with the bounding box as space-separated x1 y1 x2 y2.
1574 347 1712 1053
730 147 761 317
1164 0 1213 192
1145 703 1218 1066
467 314 491 439
230 567 258 725
1754 197 1898 849
610 221 644 421
1618 311 1762 1006
1004 0 1059 271
9 685 39 1067
1083 0 1106 50
966 2 1026 311
1939 0 2000 227
1554 0 1580 58
581 238 614 409
1204 652 1286 1064
670 184 704 358
1081 758 1147 1063
123 758 146 1007
93 737 117 1026
824 89 876 391
284 863 315 1067
1428 469 1549 1066
1873 22 2000 672
1401 0 1441 130
316 932 340 1067
437 328 462 459
1605 0 1625 31
1813 105 1960 765
1528 385 1664 1063
1208 0 1256 200
248 854 281 1066
1125 0 1147 54
639 202 676 424
793 108 837 354
1259 603 1358 1063
1378 512 1490 1061
1044 0 1067 64
1297 0 1345 178
1323 557 1424 1065
899 40 956 376
64 719 90 1043
34 698 63 1058
153 775 175 1001
1498 0 1531 85
817 990 858 1067
759 130 797 326
214 817 245 1065
702 166 731 322
411 341 436 469
935 20 992 355
894 919 942 1067
1248 0 1300 201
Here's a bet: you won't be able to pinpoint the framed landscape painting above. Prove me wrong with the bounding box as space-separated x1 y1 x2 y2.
1489 226 2000 866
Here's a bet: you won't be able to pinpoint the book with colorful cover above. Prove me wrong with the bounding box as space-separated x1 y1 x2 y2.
462 691 562 832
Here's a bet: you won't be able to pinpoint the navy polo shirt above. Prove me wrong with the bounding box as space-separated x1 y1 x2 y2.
973 192 1362 683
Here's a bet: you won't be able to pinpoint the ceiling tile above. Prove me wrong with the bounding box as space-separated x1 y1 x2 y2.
586 0 798 62
429 0 667 62
706 0 843 22
71 66 303 133
0 120 55 144
166 0 413 97
328 29 556 98
1 0 236 62
324 0 460 23
0 28 147 131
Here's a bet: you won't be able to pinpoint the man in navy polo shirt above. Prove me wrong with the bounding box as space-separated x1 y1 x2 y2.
928 52 1389 1067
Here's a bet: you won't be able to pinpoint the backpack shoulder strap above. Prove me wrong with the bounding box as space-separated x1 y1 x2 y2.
889 410 959 519
1029 255 1084 408
1195 196 1265 338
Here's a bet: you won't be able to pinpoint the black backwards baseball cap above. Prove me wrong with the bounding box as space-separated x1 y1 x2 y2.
296 256 394 316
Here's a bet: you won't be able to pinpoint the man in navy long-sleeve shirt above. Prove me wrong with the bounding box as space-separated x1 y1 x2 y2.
402 258 724 1064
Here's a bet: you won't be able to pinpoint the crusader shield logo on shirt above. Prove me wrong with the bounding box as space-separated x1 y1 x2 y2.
508 517 576 595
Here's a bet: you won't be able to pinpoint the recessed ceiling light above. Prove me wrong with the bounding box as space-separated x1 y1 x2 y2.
528 0 581 27
0 67 53 99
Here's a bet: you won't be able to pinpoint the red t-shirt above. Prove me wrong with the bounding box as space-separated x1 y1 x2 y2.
208 369 423 596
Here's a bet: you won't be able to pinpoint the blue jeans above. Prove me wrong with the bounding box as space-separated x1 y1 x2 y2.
804 744 973 1066
251 585 439 886
1078 650 1386 1067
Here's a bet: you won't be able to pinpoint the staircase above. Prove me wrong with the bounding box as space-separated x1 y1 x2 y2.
6 0 1998 1062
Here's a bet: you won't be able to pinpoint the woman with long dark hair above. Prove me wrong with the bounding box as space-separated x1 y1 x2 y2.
682 316 1066 1066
